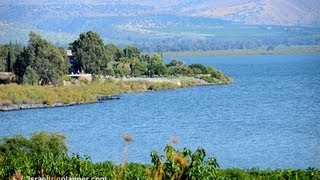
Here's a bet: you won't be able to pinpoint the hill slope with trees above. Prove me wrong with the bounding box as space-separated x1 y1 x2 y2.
0 1 319 52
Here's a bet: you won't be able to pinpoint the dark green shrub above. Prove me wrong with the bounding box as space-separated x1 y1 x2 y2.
188 64 208 74
23 66 39 85
1 133 319 179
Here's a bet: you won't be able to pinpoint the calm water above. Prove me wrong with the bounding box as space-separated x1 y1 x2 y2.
1 54 320 169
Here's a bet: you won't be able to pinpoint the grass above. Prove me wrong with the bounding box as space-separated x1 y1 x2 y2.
0 74 234 109
0 79 193 108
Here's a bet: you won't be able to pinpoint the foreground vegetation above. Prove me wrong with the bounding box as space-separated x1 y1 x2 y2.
0 132 319 179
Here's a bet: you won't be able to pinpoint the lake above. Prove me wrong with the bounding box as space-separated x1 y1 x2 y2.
1 54 319 169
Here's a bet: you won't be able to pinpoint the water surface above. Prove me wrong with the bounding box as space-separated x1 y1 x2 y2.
1 54 319 169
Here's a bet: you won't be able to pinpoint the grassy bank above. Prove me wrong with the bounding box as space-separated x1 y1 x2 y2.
0 77 216 110
0 80 179 108
0 74 233 111
1 132 319 179
163 45 320 57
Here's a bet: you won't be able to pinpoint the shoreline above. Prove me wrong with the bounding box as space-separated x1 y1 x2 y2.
0 95 120 112
0 102 91 112
0 77 221 112
162 46 320 57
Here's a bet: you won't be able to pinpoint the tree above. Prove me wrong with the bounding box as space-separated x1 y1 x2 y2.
0 45 9 72
167 59 184 67
105 44 122 61
104 63 115 76
148 54 166 77
114 67 130 78
123 46 140 59
13 48 29 83
133 60 147 76
114 62 131 77
26 32 69 85
207 66 224 79
189 64 208 74
165 66 176 76
70 31 108 75
6 42 16 72
0 42 22 73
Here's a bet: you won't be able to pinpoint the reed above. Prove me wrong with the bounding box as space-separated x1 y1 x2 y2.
0 80 180 108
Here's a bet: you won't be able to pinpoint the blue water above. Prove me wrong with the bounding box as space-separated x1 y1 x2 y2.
1 54 320 169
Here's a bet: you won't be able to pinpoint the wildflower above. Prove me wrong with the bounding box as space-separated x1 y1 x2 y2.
145 168 152 178
123 134 133 142
170 136 179 144
172 152 189 167
11 170 22 180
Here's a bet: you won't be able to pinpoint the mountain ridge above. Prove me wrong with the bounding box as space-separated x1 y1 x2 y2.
193 0 320 26
1 0 319 26
0 0 319 51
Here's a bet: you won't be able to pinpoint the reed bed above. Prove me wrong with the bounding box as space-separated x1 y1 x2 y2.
0 80 183 108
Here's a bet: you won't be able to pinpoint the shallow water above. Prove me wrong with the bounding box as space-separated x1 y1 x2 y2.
1 54 320 169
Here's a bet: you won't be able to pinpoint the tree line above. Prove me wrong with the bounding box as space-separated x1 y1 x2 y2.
134 36 320 53
0 31 229 85
0 32 69 85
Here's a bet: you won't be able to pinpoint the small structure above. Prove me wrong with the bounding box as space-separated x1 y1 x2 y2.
66 50 73 56
0 72 16 84
67 73 92 83
66 50 80 74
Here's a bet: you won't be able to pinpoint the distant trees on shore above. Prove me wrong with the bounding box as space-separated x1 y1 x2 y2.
0 31 230 85
0 32 69 85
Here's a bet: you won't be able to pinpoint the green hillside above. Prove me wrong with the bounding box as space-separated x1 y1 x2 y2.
0 1 319 52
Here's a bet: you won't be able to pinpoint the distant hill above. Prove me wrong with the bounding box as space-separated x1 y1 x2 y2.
0 0 319 51
193 0 320 26
1 0 319 26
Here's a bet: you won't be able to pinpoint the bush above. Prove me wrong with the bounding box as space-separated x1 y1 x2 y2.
0 132 67 178
189 64 208 74
1 133 319 179
104 63 115 76
62 75 71 81
151 145 220 179
209 68 224 79
200 76 221 84
23 66 39 85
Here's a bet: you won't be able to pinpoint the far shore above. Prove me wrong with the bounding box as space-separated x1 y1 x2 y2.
163 45 320 57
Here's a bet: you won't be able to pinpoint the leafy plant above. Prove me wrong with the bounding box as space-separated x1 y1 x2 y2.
150 145 219 180
0 132 319 179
